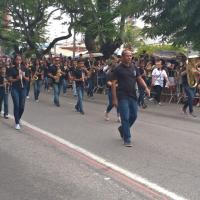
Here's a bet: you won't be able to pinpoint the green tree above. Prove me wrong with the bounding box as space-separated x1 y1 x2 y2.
69 0 147 58
0 0 74 57
142 0 200 50
123 23 143 50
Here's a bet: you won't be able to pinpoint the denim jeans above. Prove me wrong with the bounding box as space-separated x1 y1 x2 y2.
118 98 138 143
76 86 84 112
72 81 77 96
61 79 67 94
87 78 94 97
44 76 49 90
11 87 26 124
106 89 119 114
33 80 42 100
183 85 195 113
26 81 30 97
138 86 145 106
52 83 61 105
153 85 162 103
0 89 9 116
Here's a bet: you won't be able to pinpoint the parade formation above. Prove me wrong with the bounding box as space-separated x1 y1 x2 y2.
1 1 200 199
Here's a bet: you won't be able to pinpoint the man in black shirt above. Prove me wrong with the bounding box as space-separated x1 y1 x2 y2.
48 57 62 107
72 59 88 115
31 59 44 102
112 50 150 147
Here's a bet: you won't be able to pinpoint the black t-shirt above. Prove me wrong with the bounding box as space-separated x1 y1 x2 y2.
113 63 140 100
73 68 85 87
48 65 61 84
8 65 30 89
0 76 4 89
31 65 44 80
182 73 188 87
60 65 69 80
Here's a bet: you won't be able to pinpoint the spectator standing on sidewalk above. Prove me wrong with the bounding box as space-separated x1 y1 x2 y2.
111 50 150 147
150 59 170 105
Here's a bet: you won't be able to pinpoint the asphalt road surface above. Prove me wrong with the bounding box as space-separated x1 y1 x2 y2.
1 90 200 200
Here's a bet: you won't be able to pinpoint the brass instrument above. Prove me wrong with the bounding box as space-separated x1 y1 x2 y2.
2 71 9 94
55 66 62 83
33 67 40 81
186 60 198 88
18 64 24 88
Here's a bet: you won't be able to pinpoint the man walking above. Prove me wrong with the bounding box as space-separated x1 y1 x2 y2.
111 50 150 147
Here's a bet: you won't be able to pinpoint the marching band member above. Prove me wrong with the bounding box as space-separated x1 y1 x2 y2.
48 57 62 107
72 59 89 115
8 55 30 130
31 59 44 102
181 60 200 117
104 55 120 121
0 65 10 119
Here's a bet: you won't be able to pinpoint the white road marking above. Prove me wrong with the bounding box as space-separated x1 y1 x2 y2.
10 115 188 200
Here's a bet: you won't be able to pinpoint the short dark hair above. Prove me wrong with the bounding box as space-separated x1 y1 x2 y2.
155 58 165 65
121 49 132 56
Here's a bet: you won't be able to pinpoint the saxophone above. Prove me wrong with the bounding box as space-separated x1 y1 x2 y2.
186 60 198 88
55 66 62 83
2 71 9 94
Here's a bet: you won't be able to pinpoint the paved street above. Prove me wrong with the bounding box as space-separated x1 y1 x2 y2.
1 90 200 200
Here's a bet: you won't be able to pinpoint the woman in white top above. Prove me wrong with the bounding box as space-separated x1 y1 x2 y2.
151 59 169 104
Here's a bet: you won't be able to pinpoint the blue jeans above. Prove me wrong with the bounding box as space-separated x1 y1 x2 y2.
138 86 145 106
106 89 119 114
87 78 94 97
11 87 26 124
52 83 61 105
0 89 9 116
76 86 84 112
118 98 138 143
44 76 49 90
26 81 30 97
183 85 195 113
72 81 77 96
33 80 42 100
61 79 67 94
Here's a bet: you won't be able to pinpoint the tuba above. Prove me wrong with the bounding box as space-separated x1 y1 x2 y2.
186 60 198 88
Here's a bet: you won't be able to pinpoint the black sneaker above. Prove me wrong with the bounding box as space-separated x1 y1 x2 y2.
4 115 9 119
80 111 85 115
142 104 147 109
189 112 197 118
182 107 187 114
118 126 123 139
124 142 132 147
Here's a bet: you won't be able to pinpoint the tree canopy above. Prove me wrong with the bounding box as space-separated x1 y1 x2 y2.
142 0 200 50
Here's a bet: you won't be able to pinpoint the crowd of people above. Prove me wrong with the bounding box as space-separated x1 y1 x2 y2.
0 50 200 146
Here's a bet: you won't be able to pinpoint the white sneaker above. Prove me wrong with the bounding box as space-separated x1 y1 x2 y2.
26 96 30 99
15 124 21 130
35 100 39 103
104 112 110 121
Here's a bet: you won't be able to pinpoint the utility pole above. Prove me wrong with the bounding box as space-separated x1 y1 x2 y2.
73 29 76 59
